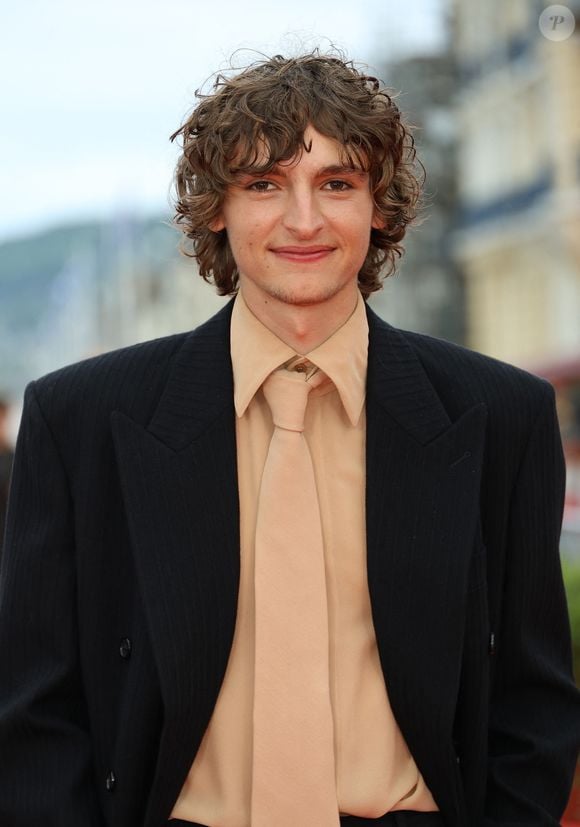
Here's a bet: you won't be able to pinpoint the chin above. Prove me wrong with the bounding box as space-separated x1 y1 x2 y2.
266 281 346 307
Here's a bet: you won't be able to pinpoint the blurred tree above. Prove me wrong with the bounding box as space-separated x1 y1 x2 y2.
563 560 580 685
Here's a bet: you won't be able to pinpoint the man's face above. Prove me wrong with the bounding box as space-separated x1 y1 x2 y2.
212 125 383 309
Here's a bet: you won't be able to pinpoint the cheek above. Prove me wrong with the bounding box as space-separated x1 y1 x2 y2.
229 216 264 243
227 232 260 270
347 216 374 249
331 201 375 234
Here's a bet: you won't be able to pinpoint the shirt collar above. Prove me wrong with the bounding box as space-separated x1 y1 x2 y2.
306 293 368 426
230 294 296 419
230 291 368 426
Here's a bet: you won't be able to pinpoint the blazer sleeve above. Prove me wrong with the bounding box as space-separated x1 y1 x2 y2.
484 381 580 824
0 381 104 826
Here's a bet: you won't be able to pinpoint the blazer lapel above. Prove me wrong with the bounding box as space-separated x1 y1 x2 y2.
111 299 239 827
365 306 487 826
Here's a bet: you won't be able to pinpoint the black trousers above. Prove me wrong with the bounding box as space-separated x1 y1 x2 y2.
168 811 446 826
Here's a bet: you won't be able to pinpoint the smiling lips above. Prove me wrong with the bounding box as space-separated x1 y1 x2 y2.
270 245 335 262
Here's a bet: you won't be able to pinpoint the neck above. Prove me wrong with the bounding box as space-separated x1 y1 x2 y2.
239 283 360 353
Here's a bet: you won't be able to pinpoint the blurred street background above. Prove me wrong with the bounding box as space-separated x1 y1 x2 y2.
1 0 579 816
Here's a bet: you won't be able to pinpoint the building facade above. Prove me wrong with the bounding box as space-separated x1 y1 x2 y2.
451 0 580 366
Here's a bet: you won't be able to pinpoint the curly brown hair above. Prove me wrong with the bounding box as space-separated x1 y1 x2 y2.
169 50 426 299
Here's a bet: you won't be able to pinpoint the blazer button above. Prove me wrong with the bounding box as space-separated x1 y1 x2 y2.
119 638 132 659
105 770 116 792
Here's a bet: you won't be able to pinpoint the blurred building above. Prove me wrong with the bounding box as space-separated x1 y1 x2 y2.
451 0 580 367
370 50 465 344
0 216 224 400
131 233 225 345
450 0 580 554
88 214 224 353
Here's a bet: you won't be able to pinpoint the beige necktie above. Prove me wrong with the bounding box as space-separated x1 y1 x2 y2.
251 365 339 827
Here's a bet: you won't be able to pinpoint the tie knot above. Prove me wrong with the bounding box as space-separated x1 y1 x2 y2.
262 370 314 432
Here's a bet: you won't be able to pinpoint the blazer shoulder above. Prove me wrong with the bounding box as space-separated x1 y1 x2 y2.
395 326 554 426
27 298 235 435
31 331 188 418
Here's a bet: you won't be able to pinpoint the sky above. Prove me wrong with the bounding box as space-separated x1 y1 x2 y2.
0 0 446 243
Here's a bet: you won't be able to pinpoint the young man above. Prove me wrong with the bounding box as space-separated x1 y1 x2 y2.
0 53 578 827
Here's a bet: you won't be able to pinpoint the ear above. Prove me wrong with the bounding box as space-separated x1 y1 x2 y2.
371 211 386 231
209 214 226 232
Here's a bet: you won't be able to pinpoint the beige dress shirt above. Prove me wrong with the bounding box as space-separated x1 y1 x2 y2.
170 292 438 826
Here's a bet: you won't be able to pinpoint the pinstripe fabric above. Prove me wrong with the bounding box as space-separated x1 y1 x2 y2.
0 298 578 827
167 811 447 826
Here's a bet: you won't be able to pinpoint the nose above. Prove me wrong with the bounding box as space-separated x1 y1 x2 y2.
282 189 324 238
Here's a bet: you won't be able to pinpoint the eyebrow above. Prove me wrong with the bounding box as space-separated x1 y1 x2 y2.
234 164 368 180
310 164 369 178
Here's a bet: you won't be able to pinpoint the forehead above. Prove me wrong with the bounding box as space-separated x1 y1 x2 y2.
229 125 368 175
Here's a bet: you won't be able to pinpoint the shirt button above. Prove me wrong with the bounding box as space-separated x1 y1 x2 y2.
105 770 116 792
294 364 306 373
119 638 132 659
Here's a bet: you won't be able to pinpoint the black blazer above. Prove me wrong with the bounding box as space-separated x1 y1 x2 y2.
0 299 579 827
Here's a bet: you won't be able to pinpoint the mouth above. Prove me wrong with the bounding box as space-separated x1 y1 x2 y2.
269 245 335 262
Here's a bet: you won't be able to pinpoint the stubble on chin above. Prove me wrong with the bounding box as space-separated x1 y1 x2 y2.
264 280 347 308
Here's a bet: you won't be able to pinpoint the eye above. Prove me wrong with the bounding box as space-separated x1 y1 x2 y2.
323 180 353 192
247 180 276 192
